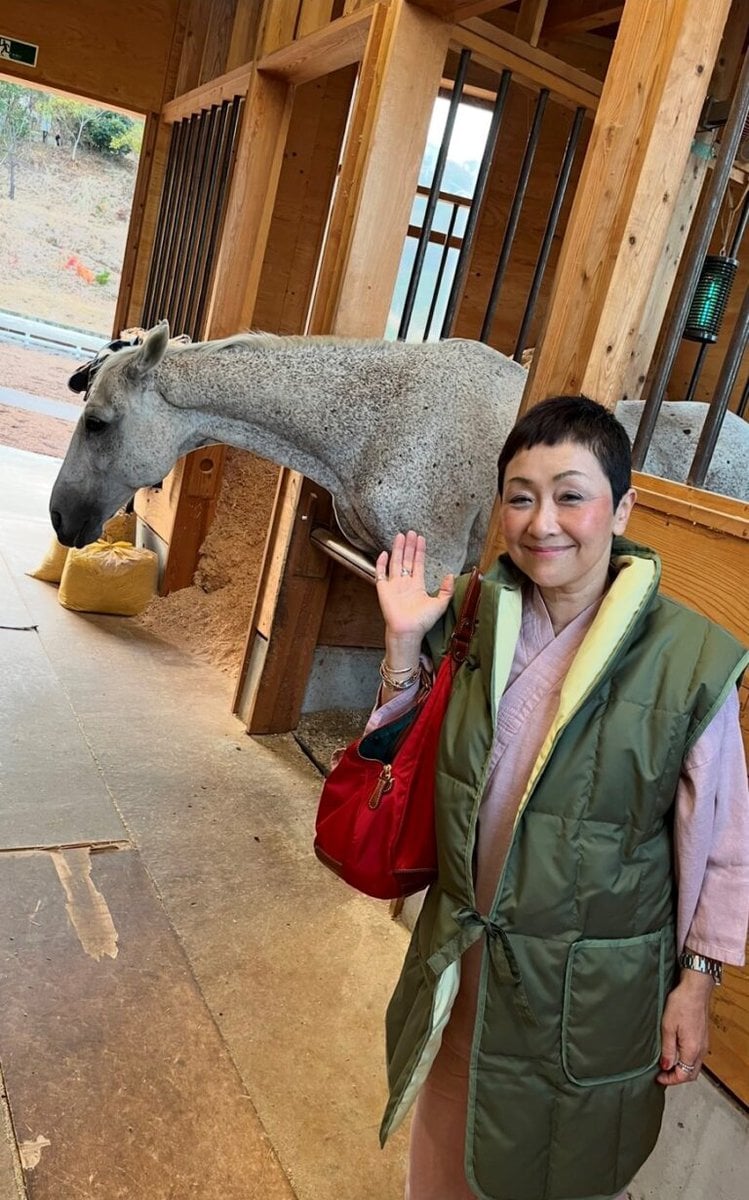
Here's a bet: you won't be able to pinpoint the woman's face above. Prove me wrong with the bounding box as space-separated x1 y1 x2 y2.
499 440 636 597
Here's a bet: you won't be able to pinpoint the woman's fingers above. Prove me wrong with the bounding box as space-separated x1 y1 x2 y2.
388 531 406 579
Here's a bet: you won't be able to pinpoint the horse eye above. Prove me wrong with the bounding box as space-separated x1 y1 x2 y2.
84 415 108 434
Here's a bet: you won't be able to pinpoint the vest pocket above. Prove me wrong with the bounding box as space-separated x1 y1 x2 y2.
561 928 668 1087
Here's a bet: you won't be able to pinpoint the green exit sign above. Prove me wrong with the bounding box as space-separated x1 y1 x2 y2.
0 35 38 68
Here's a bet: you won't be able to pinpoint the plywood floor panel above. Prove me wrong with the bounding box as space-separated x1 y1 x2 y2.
0 848 294 1200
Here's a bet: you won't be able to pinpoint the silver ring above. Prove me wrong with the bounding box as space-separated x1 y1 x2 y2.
676 1060 696 1073
400 568 412 577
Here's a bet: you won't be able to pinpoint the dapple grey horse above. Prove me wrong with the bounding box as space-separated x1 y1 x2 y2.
50 322 749 590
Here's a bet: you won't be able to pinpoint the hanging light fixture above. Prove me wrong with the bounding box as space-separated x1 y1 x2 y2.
683 254 739 342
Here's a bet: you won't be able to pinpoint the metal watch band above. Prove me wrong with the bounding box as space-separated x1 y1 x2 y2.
678 949 723 985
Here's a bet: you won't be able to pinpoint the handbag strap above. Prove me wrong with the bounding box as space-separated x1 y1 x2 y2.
448 567 482 666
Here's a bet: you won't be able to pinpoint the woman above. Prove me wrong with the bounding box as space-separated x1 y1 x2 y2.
369 397 749 1200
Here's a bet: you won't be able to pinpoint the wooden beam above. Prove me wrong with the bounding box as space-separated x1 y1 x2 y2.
198 0 239 85
257 0 302 55
520 0 733 413
543 0 624 36
297 0 337 38
257 4 375 84
161 63 253 124
233 475 334 731
413 0 516 18
203 68 295 337
240 0 451 733
226 0 265 69
458 17 602 109
311 0 451 334
515 0 550 46
113 113 168 336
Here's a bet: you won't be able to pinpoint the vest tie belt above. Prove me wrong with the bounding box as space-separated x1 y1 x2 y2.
427 907 535 1022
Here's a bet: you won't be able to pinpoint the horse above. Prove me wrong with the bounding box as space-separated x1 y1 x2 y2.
50 321 749 591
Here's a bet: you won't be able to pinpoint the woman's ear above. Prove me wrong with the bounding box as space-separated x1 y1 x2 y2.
613 487 637 534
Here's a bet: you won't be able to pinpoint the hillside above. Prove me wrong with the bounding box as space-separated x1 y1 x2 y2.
0 140 139 336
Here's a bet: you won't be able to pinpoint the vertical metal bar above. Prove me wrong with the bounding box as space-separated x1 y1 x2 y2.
514 105 585 361
441 69 512 339
183 101 232 338
481 88 549 343
142 122 184 327
729 188 749 257
687 284 749 487
684 342 710 402
632 48 749 468
424 202 461 340
172 108 212 337
737 374 749 418
397 50 471 339
150 117 191 325
195 95 244 336
162 112 203 324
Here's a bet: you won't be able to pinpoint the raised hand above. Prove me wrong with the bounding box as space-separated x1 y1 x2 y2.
375 532 454 673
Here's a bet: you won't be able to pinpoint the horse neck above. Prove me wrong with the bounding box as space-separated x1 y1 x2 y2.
159 339 377 484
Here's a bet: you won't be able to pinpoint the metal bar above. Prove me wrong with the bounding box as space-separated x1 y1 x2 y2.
195 95 243 336
171 108 212 337
310 527 376 584
424 203 460 341
632 47 749 469
737 373 749 418
729 188 749 257
149 118 190 327
687 284 749 488
142 121 184 327
163 112 203 325
684 341 709 402
441 69 512 339
184 101 232 338
514 105 585 362
481 88 549 344
397 49 471 340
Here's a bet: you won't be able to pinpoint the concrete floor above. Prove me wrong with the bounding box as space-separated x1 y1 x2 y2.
0 444 746 1200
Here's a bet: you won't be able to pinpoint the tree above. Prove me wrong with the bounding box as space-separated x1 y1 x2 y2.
0 82 33 198
51 97 97 160
84 110 141 157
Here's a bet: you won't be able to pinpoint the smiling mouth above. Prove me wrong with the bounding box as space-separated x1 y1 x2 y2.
523 545 575 554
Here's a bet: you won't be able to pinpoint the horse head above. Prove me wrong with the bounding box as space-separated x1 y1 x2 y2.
50 321 199 547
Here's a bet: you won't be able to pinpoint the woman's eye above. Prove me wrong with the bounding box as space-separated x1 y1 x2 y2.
84 415 108 434
507 496 532 506
559 493 583 503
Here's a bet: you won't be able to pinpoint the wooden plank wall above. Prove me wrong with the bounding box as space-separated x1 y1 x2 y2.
626 476 749 1107
0 0 185 112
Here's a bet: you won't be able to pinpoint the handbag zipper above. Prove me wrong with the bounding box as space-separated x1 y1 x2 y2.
368 764 394 809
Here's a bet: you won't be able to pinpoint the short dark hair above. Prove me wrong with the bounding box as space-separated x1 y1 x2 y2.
497 395 632 508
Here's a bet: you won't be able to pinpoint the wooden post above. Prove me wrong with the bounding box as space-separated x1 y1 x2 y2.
204 68 295 337
238 0 451 733
519 0 733 413
480 0 732 568
515 0 550 45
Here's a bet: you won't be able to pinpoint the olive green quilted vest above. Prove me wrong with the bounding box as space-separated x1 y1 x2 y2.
380 538 748 1200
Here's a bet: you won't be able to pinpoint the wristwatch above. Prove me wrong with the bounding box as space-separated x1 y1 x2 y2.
678 949 723 986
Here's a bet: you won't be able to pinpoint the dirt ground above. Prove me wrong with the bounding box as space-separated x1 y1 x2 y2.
0 142 138 336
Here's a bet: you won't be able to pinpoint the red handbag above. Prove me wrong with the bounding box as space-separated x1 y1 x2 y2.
314 569 482 899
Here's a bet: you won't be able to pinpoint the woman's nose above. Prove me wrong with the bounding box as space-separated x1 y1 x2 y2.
527 502 559 538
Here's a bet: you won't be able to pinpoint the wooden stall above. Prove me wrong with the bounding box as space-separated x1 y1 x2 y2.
7 0 746 1105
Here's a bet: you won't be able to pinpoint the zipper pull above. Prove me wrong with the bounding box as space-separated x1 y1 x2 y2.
368 764 394 809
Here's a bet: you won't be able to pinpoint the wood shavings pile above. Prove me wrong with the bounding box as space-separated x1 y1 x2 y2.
136 449 278 675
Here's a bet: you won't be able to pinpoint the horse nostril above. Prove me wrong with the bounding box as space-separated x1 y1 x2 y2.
50 509 63 534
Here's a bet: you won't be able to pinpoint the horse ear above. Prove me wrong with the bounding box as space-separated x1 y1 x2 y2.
128 321 170 379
